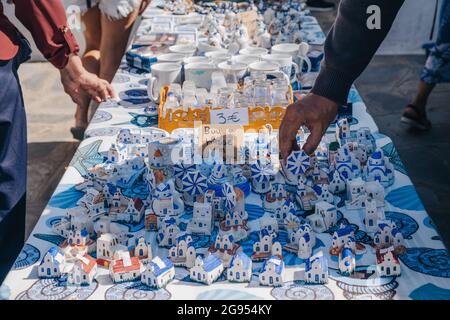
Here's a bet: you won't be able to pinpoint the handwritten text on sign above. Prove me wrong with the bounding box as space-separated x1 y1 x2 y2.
210 108 249 126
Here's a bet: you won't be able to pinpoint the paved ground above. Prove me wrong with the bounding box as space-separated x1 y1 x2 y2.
20 5 450 249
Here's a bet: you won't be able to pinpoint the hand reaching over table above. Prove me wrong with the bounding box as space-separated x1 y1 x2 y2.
60 55 116 105
279 93 339 160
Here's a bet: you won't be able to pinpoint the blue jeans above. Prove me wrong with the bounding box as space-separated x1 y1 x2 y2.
0 35 31 285
421 0 450 83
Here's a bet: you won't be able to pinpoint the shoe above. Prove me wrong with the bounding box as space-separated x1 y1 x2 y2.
306 0 336 12
400 104 432 131
71 126 86 141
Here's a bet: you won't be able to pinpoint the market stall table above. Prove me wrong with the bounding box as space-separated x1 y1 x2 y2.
1 3 449 300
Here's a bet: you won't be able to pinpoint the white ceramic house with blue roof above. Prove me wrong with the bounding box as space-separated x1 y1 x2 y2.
117 128 132 144
227 252 252 283
345 177 367 210
339 245 356 276
190 254 224 285
252 229 282 261
134 237 152 261
307 201 337 233
313 184 334 205
304 251 328 284
38 247 66 278
168 233 196 268
364 198 385 233
364 149 395 187
152 182 184 217
334 145 361 181
259 213 279 239
297 232 313 259
272 199 295 227
157 217 180 248
329 170 346 194
373 220 404 250
142 256 175 288
331 224 356 254
259 256 285 286
187 200 213 236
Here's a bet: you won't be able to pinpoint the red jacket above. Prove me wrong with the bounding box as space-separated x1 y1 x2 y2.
0 0 79 69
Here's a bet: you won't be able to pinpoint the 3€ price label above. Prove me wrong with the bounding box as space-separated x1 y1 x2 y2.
210 108 249 126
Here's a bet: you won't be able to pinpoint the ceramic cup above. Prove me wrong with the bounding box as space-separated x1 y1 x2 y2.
218 61 248 84
183 56 210 64
239 46 269 57
271 42 312 74
157 53 186 64
147 63 182 103
205 51 232 66
169 44 197 57
231 54 261 66
197 41 227 54
184 62 218 90
261 53 299 83
248 61 280 74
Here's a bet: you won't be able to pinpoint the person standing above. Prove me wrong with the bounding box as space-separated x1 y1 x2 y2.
0 0 114 283
401 0 450 130
71 0 150 140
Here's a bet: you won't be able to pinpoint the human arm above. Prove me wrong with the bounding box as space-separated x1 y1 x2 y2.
279 0 404 159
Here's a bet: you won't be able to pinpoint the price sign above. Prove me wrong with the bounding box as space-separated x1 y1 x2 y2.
210 108 249 126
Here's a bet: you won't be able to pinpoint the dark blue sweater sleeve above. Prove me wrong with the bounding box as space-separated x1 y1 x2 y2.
311 0 405 105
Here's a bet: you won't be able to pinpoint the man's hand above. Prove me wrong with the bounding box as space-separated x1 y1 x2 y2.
60 55 115 105
279 93 339 161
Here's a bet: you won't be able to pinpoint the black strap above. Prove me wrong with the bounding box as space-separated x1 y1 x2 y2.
430 0 440 40
87 0 92 9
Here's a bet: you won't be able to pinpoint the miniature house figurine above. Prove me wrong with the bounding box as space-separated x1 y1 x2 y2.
259 213 279 239
285 223 316 256
330 224 356 255
168 233 197 268
209 232 240 266
190 254 224 285
313 184 334 205
364 198 385 233
123 198 145 224
97 233 127 265
336 118 351 145
295 175 318 211
152 182 184 218
345 178 367 210
339 245 356 276
227 252 252 283
373 220 405 252
68 228 89 247
307 201 337 233
157 217 181 248
252 229 282 261
142 256 175 288
134 237 152 261
109 251 142 283
272 199 295 227
329 170 346 194
364 149 395 187
304 251 328 284
38 247 66 278
376 247 401 277
67 254 97 286
186 201 213 236
365 181 385 207
264 177 290 213
117 128 132 144
334 145 361 181
259 256 285 287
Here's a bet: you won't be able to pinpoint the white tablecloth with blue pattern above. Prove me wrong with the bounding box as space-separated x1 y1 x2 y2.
1 9 449 301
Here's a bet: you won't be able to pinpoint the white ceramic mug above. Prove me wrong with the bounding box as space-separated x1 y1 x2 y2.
271 42 312 74
239 46 269 57
184 63 218 90
218 61 247 84
231 54 261 66
261 53 299 83
205 51 232 66
248 61 280 74
147 63 182 103
157 53 186 64
169 44 197 57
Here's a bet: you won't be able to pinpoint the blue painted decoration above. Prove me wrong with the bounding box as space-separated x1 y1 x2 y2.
69 140 104 177
385 186 425 211
399 248 450 278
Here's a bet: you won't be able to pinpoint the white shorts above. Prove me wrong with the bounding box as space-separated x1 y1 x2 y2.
73 0 141 20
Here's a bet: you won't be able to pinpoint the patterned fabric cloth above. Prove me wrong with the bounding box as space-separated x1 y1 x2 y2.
421 0 450 84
